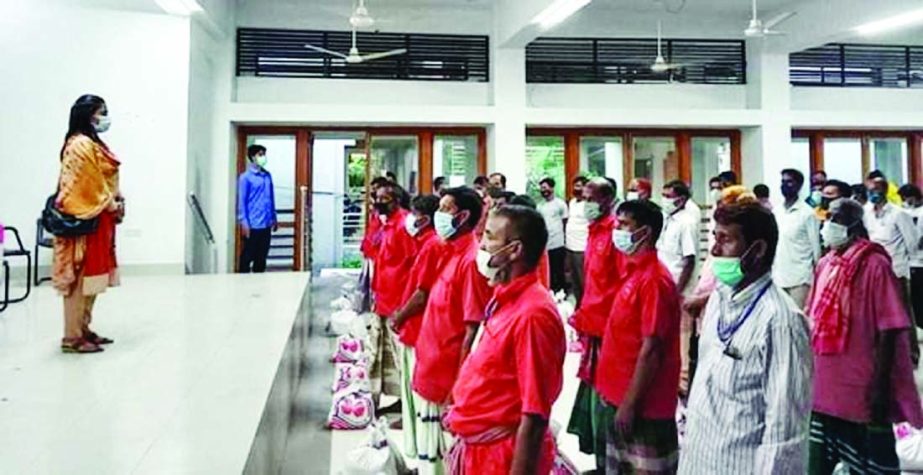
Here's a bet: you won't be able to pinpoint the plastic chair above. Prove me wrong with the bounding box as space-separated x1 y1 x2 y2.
34 219 54 286
1 226 32 313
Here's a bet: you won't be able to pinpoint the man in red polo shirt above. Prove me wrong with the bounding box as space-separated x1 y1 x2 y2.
598 199 681 474
389 194 445 456
566 177 627 473
370 182 416 410
412 186 492 474
359 176 391 311
446 204 565 475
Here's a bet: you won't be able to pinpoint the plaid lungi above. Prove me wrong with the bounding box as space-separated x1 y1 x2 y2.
605 403 679 474
809 411 900 475
567 381 611 471
413 391 450 475
368 314 401 398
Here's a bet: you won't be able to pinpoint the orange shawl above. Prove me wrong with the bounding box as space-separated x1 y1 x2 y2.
52 135 121 296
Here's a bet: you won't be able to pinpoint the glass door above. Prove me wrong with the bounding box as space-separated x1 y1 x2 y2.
434 135 479 188
823 138 864 186
871 138 908 185
242 134 298 271
369 135 420 195
579 136 624 188
632 136 678 203
691 137 731 205
526 136 566 201
310 131 366 271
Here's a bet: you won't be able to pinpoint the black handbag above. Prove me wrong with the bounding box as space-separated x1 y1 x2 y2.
41 193 99 237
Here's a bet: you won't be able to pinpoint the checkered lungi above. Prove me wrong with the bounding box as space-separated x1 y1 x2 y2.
605 403 679 474
368 314 401 398
413 391 450 475
395 339 419 458
809 411 900 475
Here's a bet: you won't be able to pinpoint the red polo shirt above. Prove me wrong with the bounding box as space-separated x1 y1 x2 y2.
412 231 492 404
596 250 681 419
360 210 383 259
571 214 626 337
397 227 445 347
448 271 565 435
372 208 416 317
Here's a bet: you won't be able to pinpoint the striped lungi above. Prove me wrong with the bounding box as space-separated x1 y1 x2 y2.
368 314 401 398
605 403 679 474
413 391 450 475
567 381 609 471
395 339 418 458
809 411 899 475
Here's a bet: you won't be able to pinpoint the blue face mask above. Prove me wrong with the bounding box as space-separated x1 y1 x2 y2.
869 191 885 205
434 211 457 239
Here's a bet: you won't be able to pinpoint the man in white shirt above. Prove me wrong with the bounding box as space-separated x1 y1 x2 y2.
866 174 920 363
538 177 569 294
657 180 701 398
899 184 923 329
565 176 589 304
680 202 812 475
773 169 821 308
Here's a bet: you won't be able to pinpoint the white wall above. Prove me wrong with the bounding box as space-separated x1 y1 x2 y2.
236 78 490 106
792 87 923 114
0 1 190 272
528 84 747 109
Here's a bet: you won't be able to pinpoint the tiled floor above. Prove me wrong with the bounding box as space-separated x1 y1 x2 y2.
0 272 308 475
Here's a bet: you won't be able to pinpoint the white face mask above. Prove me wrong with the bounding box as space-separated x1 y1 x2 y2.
662 198 679 215
821 221 850 249
404 213 420 237
626 191 640 201
476 249 499 282
94 116 111 133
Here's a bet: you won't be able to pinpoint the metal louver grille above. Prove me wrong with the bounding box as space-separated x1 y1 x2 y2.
237 28 489 82
526 37 746 84
790 43 923 88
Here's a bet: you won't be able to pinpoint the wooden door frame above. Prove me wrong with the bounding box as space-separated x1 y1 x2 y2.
793 129 923 187
235 125 489 271
526 127 742 197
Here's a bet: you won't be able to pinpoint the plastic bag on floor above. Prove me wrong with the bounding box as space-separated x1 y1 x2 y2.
340 417 408 475
331 296 354 312
331 309 359 336
327 384 375 430
332 361 371 393
349 312 373 341
896 422 923 472
331 335 367 364
549 419 579 475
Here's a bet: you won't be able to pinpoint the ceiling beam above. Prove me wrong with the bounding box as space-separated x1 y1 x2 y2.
494 0 593 48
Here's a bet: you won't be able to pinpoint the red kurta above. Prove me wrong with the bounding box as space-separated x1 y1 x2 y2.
397 228 445 347
596 250 681 419
372 209 416 317
571 214 626 337
447 272 563 475
412 232 492 404
360 210 383 259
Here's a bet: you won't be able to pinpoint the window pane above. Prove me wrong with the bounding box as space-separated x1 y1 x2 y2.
633 137 677 202
370 135 419 194
434 135 478 188
823 138 864 186
579 137 624 189
691 137 731 204
872 138 908 185
526 136 566 201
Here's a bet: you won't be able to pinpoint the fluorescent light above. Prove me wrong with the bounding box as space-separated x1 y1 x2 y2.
155 0 204 16
532 0 592 30
855 7 923 36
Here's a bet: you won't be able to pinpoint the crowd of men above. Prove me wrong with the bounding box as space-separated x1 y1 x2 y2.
357 167 923 475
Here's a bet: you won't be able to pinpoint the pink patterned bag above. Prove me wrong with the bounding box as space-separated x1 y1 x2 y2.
327 386 375 430
332 362 370 393
331 335 366 363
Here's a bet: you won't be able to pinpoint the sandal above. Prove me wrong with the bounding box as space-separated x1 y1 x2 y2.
85 331 114 345
61 338 103 354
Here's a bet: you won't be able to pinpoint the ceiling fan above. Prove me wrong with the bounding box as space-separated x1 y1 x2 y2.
651 20 684 73
744 0 796 37
304 26 407 64
349 0 375 28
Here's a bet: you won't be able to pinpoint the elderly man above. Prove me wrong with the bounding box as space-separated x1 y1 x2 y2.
680 202 812 474
806 198 923 474
773 169 821 307
446 205 565 475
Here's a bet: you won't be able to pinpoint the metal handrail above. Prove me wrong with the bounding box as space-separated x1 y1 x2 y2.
188 193 215 245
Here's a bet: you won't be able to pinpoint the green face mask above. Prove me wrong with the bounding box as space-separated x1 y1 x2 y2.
256 154 268 168
712 256 745 287
583 202 602 221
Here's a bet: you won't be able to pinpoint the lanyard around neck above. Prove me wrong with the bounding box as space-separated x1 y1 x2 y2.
717 282 772 344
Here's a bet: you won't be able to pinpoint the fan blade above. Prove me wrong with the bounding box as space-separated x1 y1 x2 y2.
359 48 407 62
762 29 788 36
764 11 796 29
304 44 349 59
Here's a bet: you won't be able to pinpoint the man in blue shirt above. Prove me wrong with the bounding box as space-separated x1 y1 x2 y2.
238 144 277 273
